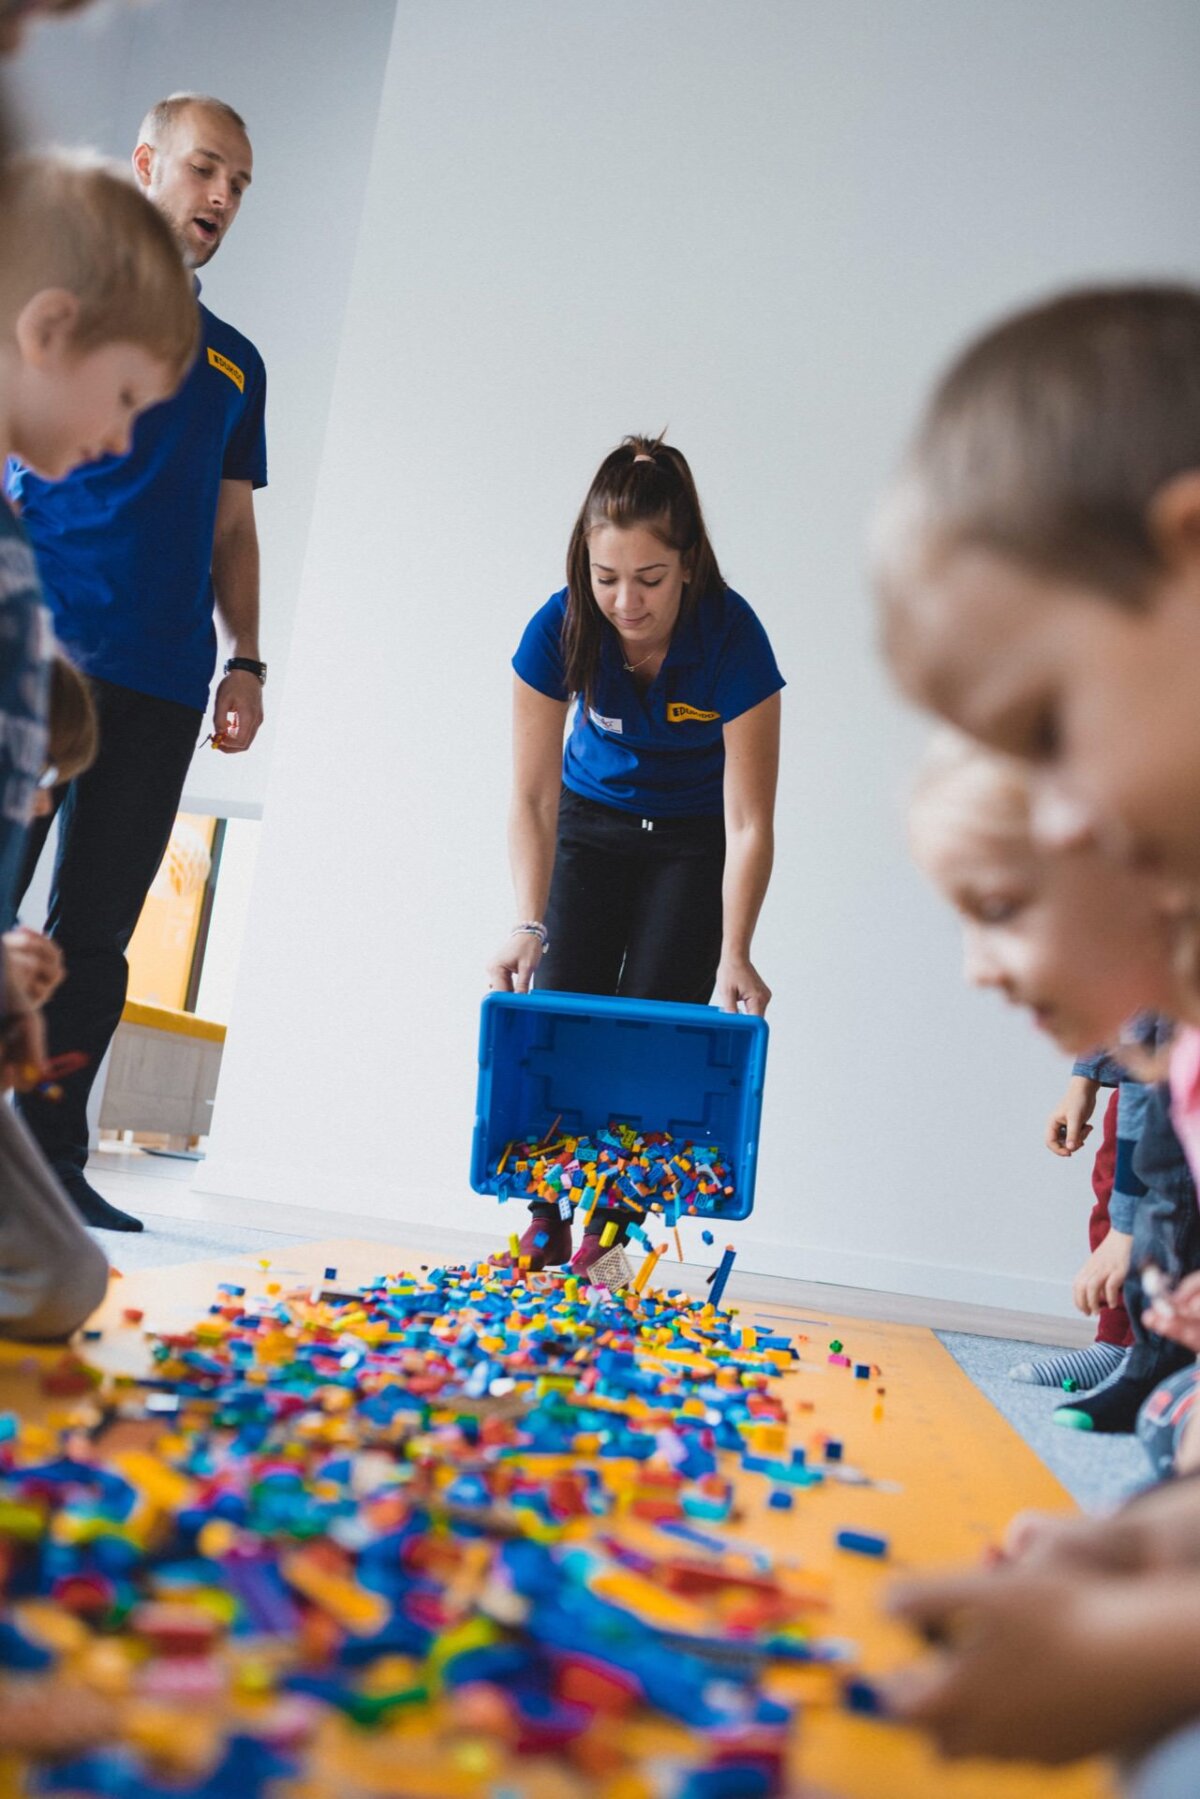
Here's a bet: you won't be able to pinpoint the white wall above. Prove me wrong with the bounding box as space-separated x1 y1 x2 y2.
201 0 1200 1318
14 0 399 817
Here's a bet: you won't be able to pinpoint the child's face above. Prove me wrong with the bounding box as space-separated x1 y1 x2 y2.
12 327 175 480
916 804 1179 1055
890 546 1200 887
588 523 688 651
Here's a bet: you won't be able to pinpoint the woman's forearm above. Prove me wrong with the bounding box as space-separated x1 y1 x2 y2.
721 820 774 958
509 792 560 922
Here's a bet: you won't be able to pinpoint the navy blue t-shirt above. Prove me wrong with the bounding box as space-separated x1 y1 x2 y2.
7 301 267 712
513 586 784 817
0 502 49 934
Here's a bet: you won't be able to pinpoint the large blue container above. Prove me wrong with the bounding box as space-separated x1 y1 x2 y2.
470 991 769 1220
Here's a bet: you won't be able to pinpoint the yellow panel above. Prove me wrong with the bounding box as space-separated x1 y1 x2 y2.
118 1000 226 1044
124 813 215 1010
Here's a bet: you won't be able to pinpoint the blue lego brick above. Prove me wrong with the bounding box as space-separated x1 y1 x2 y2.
836 1529 889 1558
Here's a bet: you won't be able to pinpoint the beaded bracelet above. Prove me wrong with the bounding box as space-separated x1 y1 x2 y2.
511 921 550 952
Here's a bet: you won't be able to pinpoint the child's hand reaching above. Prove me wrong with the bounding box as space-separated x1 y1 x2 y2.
883 1564 1200 1763
1004 1478 1200 1578
1072 1228 1132 1314
0 945 45 1090
1045 1073 1099 1156
1144 1269 1200 1352
2 926 63 1008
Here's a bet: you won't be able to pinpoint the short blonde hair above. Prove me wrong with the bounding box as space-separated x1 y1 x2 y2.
0 151 198 383
909 727 1032 868
47 653 97 785
139 92 248 149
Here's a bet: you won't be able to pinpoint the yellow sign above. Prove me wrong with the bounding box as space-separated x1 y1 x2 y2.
207 347 245 392
667 702 720 723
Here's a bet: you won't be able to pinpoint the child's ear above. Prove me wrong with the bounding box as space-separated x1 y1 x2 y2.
14 290 81 369
1148 470 1200 569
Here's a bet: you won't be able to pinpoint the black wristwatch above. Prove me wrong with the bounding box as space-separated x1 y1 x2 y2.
224 656 267 684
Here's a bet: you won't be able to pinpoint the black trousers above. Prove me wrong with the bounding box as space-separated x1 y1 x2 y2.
1124 1081 1200 1388
13 677 203 1178
536 787 725 1003
532 788 725 1237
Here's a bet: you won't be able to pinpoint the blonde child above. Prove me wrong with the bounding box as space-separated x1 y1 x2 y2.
909 731 1196 1430
0 151 195 1339
876 282 1200 1786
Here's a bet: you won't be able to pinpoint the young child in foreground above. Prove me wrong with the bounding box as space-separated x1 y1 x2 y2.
875 282 1200 1789
0 152 196 1340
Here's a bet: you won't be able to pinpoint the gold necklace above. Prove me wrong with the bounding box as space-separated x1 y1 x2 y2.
622 646 659 673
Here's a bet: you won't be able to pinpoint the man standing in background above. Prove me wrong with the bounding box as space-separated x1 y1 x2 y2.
9 91 268 1232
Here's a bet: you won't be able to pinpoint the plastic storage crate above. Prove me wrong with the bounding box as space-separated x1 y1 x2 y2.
470 991 769 1220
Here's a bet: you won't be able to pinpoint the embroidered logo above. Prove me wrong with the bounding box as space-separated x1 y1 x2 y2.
207 347 245 392
588 707 623 734
667 702 720 723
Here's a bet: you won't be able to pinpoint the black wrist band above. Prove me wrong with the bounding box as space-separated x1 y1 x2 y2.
224 657 267 684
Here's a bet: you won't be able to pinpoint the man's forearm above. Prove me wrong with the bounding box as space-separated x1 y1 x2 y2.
212 520 261 657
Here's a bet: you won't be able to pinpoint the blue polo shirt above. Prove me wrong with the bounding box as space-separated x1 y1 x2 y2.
7 300 268 713
513 585 784 817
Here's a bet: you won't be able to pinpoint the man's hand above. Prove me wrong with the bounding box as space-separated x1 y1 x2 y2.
1045 1074 1100 1156
211 670 264 753
1072 1227 1133 1314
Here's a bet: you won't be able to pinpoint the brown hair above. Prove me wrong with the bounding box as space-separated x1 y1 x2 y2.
138 92 249 149
875 284 1200 617
563 434 725 705
0 151 198 383
46 652 97 784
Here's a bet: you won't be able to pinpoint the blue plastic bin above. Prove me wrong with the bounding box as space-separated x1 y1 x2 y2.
470 991 769 1220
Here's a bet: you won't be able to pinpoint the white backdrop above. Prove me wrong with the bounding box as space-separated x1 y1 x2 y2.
200 0 1200 1317
14 0 399 816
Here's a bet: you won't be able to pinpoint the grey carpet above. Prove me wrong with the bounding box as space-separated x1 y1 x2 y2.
87 1212 313 1271
939 1329 1153 1510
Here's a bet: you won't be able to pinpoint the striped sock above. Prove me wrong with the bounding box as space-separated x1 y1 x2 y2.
1007 1342 1128 1390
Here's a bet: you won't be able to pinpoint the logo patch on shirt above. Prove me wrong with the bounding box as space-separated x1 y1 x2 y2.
667 702 720 723
207 347 245 392
588 707 623 734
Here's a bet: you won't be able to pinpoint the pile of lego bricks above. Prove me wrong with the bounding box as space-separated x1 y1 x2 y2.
495 1125 735 1225
0 1257 872 1799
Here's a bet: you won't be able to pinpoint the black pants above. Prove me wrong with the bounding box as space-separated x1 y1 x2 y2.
533 789 725 1237
537 787 725 1004
13 677 203 1179
1124 1081 1200 1388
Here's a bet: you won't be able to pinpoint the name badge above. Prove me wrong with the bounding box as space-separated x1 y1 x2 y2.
588 708 623 734
667 702 721 723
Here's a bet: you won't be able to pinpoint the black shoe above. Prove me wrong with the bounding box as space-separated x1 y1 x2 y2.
60 1170 144 1233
